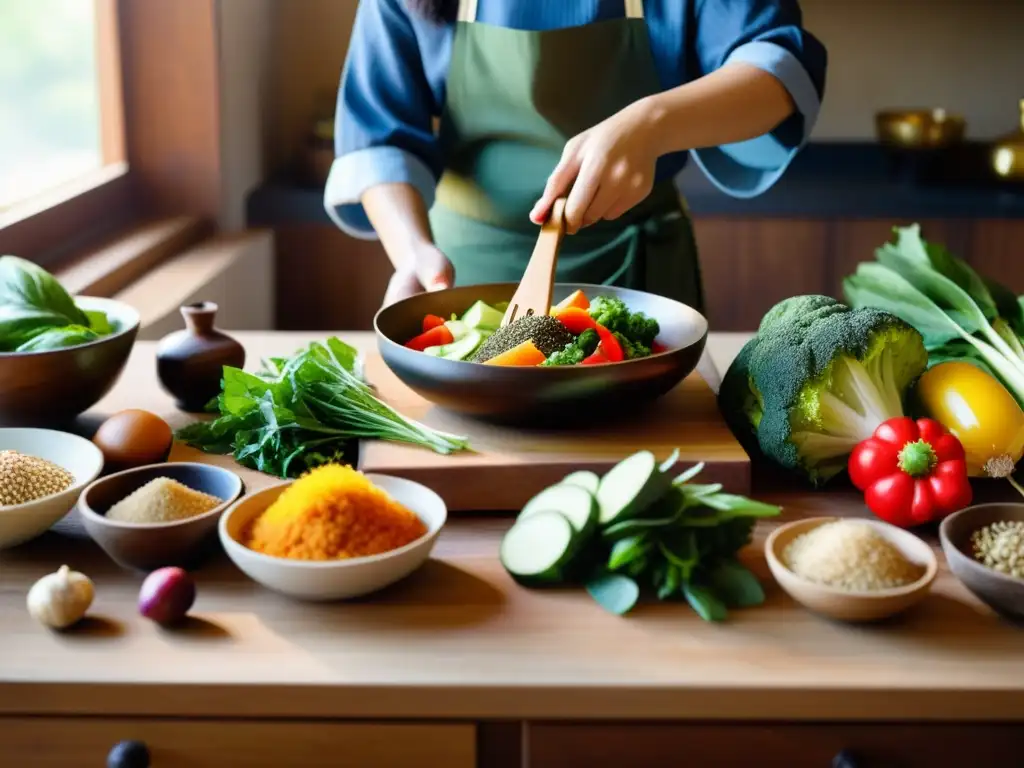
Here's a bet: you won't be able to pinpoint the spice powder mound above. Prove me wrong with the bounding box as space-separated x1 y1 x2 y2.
0 450 75 506
244 464 428 561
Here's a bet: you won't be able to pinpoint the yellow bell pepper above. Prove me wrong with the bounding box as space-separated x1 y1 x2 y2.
915 361 1024 478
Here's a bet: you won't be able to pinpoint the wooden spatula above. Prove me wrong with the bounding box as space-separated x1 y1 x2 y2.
501 197 567 327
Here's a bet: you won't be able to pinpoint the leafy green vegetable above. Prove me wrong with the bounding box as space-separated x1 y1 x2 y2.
176 337 469 477
585 573 640 615
588 295 659 348
501 454 780 623
542 327 600 366
15 325 99 352
719 295 928 486
843 225 1024 409
0 255 113 352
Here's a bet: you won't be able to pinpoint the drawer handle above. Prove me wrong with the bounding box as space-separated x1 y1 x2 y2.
107 740 150 768
832 749 860 768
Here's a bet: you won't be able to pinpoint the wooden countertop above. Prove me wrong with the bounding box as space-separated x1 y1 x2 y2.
1 332 1022 724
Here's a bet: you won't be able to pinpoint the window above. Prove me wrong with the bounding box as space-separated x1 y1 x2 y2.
0 0 121 216
0 0 222 268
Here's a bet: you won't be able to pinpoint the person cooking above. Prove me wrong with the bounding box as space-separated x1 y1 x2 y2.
325 0 827 313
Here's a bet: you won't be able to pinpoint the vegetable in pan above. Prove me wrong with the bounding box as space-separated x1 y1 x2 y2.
402 289 666 366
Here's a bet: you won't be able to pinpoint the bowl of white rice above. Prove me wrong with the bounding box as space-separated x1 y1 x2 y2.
765 516 938 623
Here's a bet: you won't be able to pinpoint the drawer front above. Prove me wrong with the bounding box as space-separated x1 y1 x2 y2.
528 723 1024 768
0 719 476 768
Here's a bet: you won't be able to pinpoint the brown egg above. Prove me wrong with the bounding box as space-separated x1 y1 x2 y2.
93 409 174 471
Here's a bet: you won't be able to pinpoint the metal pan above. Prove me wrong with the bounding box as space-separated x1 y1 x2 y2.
374 283 708 427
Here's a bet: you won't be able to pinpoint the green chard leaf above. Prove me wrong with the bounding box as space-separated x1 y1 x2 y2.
707 559 766 608
681 582 729 622
586 573 640 616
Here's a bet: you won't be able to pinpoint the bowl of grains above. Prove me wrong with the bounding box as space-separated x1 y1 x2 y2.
0 428 104 549
940 503 1024 620
219 464 446 601
766 516 938 623
78 462 243 571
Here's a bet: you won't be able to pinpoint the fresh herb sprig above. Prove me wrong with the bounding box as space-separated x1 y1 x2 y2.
585 462 780 621
177 337 469 477
500 451 781 622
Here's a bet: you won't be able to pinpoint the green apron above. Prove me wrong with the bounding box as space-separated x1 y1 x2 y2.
428 0 705 311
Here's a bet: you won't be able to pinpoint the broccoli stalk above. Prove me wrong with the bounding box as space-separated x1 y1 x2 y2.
720 296 928 486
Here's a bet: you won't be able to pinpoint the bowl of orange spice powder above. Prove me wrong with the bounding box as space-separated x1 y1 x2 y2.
219 464 446 600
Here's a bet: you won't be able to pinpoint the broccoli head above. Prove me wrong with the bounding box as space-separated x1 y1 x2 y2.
542 328 600 366
589 296 660 347
718 295 928 486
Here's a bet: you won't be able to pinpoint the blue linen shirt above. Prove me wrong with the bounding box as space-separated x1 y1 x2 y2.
326 0 827 239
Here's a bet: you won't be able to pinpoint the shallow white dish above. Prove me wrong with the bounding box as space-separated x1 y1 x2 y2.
0 429 104 549
219 473 447 601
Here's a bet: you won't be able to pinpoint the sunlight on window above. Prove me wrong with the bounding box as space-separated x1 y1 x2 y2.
0 0 103 212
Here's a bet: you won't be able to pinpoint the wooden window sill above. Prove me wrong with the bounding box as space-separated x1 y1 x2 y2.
56 217 211 298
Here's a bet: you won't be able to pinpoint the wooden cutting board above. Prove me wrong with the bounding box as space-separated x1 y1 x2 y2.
358 355 750 511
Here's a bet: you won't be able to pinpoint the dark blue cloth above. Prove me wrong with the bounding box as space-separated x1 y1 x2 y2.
326 0 827 237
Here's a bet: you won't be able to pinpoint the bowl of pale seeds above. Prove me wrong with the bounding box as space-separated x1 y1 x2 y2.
940 503 1024 621
0 428 104 549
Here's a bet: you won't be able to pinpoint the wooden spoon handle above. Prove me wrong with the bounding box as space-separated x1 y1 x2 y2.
501 198 567 326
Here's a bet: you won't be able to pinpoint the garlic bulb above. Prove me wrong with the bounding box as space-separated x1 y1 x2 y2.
26 565 94 629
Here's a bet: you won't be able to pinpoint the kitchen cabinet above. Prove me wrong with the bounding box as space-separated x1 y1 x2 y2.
527 723 1024 768
0 719 476 767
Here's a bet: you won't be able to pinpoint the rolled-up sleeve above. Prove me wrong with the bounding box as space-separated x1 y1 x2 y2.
689 0 827 198
324 0 441 239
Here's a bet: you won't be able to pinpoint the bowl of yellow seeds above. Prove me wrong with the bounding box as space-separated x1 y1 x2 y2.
941 503 1024 620
0 428 105 549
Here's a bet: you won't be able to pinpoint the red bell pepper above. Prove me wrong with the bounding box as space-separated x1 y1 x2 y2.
422 314 446 333
405 324 454 352
651 340 667 354
553 307 623 362
596 328 624 362
848 417 972 528
553 306 596 335
581 350 608 365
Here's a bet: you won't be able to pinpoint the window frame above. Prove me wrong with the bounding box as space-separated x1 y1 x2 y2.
0 0 223 267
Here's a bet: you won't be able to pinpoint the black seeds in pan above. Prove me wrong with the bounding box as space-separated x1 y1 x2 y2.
472 314 574 363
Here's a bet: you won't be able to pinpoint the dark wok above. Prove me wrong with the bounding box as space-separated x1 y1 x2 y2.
373 283 708 426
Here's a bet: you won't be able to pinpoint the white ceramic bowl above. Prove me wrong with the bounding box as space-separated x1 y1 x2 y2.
0 429 104 549
219 474 447 601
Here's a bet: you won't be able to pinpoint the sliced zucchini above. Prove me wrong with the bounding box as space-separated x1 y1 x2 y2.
561 470 600 495
596 450 671 526
445 319 469 340
461 300 505 332
518 484 597 536
439 329 485 361
500 511 575 583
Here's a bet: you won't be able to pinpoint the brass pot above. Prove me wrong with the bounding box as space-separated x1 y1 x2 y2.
991 99 1024 181
875 108 966 150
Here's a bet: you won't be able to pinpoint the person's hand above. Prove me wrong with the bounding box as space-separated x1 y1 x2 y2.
381 243 454 307
530 97 662 235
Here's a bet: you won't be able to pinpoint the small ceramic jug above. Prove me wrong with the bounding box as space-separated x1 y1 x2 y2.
156 302 245 412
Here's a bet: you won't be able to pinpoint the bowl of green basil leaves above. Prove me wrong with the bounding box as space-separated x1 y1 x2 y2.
0 255 140 428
